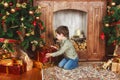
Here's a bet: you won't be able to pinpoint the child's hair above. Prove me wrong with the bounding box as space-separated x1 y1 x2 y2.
55 26 69 38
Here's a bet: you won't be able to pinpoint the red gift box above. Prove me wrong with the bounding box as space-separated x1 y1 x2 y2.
0 65 7 73
0 59 26 75
36 46 57 63
0 64 26 74
8 64 26 74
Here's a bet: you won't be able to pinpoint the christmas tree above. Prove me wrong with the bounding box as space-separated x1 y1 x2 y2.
0 0 45 53
101 0 120 45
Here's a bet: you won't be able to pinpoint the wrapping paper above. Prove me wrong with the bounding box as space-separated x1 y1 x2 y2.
0 59 26 74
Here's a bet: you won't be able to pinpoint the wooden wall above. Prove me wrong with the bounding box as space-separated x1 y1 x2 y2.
34 0 107 61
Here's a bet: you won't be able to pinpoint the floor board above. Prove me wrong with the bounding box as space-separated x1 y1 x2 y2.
0 68 42 80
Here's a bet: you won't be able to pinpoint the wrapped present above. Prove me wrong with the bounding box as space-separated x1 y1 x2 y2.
36 45 57 63
0 59 26 74
8 64 26 75
33 45 57 69
0 48 11 59
33 60 43 69
111 57 120 73
0 65 7 73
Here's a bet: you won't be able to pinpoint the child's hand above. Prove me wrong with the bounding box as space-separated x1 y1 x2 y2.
51 45 58 50
46 53 52 58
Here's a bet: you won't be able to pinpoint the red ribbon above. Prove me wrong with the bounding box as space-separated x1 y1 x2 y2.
0 38 18 43
111 21 120 26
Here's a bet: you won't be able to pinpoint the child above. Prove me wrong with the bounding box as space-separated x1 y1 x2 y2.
46 26 79 70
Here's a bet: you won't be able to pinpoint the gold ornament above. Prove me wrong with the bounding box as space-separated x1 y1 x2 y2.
11 9 16 13
32 44 36 51
2 16 6 20
107 6 111 9
36 16 40 20
21 17 24 21
29 11 34 15
117 5 120 9
26 33 30 36
21 2 27 8
105 23 109 27
4 2 9 8
16 3 21 7
6 12 10 16
38 6 42 9
111 2 116 6
31 31 35 35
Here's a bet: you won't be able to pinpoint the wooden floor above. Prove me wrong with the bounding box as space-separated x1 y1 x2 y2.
0 68 42 80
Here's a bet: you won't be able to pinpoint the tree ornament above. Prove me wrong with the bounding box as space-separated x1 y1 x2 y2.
100 32 105 40
21 3 27 8
11 8 16 13
15 7 20 11
111 10 115 15
29 10 34 15
2 16 6 20
107 6 111 9
38 6 42 9
39 23 44 30
111 2 116 6
26 33 30 36
31 40 38 51
16 3 21 7
105 23 109 27
36 16 40 20
117 5 120 9
4 2 9 8
21 17 24 21
31 31 35 35
32 44 36 51
107 11 111 16
33 21 37 26
9 2 13 6
0 13 2 16
6 12 10 16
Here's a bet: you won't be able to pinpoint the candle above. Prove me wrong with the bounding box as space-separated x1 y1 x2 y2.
76 29 80 36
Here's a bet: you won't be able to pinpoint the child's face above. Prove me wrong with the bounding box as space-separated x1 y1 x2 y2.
56 33 63 41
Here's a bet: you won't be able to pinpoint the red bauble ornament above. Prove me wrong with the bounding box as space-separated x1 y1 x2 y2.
15 7 20 11
100 32 105 40
9 2 13 6
39 23 44 30
40 35 44 39
33 21 37 26
0 13 2 16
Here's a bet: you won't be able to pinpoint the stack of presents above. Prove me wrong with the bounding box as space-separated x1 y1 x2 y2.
0 45 57 75
102 46 120 73
0 49 27 75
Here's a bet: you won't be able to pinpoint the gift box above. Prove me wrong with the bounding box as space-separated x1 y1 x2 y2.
8 64 26 74
111 58 120 73
0 59 26 74
35 46 57 63
33 46 58 69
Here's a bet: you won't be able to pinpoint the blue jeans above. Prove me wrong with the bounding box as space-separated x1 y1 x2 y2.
58 57 79 70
